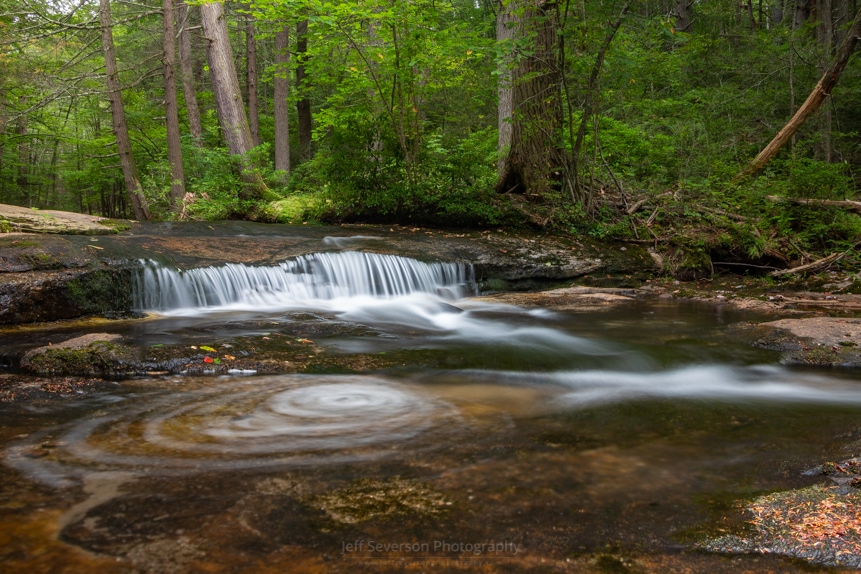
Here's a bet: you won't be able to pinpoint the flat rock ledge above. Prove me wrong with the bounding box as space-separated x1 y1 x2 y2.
0 203 121 235
747 317 861 367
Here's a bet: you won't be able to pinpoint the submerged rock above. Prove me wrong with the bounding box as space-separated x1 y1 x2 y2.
314 477 451 524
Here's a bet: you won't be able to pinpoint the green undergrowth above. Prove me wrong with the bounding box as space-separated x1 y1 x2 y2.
567 164 861 279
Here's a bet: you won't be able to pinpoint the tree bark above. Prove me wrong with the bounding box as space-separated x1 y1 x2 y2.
245 14 260 147
99 0 149 221
177 1 203 147
795 0 813 27
296 19 313 162
816 0 834 162
496 1 515 178
163 0 187 208
495 0 563 203
674 0 693 32
17 96 28 205
736 4 861 180
199 1 267 201
274 27 291 173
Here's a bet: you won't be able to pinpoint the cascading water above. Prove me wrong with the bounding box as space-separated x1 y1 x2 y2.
133 251 475 312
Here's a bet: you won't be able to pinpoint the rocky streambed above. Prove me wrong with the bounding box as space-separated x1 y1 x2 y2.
5 206 861 572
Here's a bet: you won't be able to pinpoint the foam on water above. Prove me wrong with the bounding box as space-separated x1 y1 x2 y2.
133 252 474 313
5 375 461 487
448 364 861 407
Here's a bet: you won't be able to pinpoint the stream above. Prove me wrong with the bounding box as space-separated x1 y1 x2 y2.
1 235 860 572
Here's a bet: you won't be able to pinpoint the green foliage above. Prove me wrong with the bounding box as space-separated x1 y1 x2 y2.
291 127 511 226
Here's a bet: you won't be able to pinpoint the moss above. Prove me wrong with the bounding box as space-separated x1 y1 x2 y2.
264 194 321 224
667 246 712 281
98 219 133 233
25 341 137 376
20 252 62 269
0 239 38 248
0 218 11 233
65 268 135 317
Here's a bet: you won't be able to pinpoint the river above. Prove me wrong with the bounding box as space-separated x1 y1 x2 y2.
0 231 859 572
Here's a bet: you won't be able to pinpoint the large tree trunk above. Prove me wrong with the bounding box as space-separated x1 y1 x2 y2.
736 4 861 180
245 14 260 147
495 0 563 205
296 19 313 162
274 27 290 173
163 0 187 209
177 1 203 147
199 1 267 201
99 0 149 221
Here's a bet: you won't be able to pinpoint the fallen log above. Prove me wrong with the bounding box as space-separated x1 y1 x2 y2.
766 195 861 215
770 252 841 277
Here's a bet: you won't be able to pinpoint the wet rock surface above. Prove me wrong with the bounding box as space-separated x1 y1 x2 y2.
0 219 657 326
740 317 861 367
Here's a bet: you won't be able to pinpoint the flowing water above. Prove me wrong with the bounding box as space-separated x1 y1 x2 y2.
2 248 861 572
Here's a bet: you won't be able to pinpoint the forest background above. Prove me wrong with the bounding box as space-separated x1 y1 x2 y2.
1 0 860 277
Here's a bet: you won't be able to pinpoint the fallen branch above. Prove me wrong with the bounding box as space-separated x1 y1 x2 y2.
626 198 649 215
619 237 669 244
713 261 781 270
766 195 861 215
701 206 751 222
770 253 841 277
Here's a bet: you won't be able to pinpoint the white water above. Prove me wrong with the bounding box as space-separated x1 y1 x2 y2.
134 251 474 312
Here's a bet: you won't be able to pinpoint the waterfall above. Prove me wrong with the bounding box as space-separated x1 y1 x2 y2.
133 252 475 312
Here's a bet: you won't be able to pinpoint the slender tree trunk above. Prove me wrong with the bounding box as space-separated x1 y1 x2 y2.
98 0 149 220
795 0 812 27
736 4 861 180
495 0 563 205
496 1 515 177
0 92 5 202
296 19 313 162
177 1 203 147
199 1 267 201
274 27 291 172
17 96 28 205
817 0 834 162
163 0 187 209
570 3 629 202
245 14 260 146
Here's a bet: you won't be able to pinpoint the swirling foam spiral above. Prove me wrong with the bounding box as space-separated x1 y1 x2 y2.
7 375 459 486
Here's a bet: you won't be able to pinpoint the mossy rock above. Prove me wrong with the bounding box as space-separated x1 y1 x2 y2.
64 268 137 318
21 334 139 377
666 246 712 281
